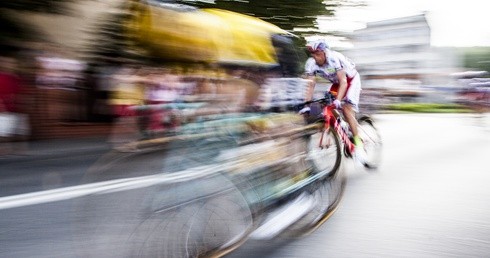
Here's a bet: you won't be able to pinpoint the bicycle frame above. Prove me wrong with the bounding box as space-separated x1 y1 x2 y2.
322 104 355 156
300 92 382 170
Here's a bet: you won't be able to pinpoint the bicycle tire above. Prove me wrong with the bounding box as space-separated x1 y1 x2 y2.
274 126 344 235
128 186 253 258
306 125 342 175
161 135 239 173
357 115 383 170
74 150 253 258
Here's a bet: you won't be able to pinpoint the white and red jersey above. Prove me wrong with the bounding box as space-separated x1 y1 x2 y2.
304 49 357 85
304 49 362 111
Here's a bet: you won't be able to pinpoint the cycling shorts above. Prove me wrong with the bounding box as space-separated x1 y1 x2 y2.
330 73 361 112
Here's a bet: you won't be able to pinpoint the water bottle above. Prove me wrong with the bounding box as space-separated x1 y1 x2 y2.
340 120 349 133
340 120 353 138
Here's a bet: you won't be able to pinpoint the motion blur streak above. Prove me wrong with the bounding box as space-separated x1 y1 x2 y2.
0 164 222 210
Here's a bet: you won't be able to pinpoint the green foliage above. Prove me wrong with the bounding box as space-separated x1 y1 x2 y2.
460 47 490 74
177 0 358 33
385 103 472 113
189 0 332 32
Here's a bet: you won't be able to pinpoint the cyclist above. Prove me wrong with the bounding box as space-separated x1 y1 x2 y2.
302 39 367 164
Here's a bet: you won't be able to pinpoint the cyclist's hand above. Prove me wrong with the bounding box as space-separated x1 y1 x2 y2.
333 99 342 109
298 106 311 114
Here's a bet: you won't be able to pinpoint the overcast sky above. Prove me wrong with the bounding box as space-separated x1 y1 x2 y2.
316 0 490 48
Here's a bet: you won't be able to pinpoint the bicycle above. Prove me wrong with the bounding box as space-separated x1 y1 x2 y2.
299 91 382 174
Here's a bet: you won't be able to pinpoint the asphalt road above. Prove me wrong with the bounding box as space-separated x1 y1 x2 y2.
0 113 489 257
0 147 108 197
227 113 490 257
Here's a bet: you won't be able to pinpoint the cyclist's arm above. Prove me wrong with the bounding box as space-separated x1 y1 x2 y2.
304 58 318 101
305 75 316 101
335 70 348 101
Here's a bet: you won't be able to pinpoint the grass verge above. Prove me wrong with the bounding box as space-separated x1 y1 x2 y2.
384 103 473 113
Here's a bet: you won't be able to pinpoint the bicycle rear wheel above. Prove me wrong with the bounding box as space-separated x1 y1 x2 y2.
307 126 342 175
357 116 382 169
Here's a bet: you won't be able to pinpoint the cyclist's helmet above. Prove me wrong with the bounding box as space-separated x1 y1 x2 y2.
306 39 329 53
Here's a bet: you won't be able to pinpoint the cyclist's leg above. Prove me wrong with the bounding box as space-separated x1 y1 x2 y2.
343 103 358 137
342 75 361 139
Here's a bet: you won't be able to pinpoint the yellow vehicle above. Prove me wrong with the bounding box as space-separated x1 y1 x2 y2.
126 0 296 66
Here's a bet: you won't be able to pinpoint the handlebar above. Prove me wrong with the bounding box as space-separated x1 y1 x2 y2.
296 91 337 110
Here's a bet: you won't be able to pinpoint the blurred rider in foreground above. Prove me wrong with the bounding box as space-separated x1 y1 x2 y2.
302 39 367 164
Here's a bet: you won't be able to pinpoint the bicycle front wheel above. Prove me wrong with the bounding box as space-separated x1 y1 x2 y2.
358 116 383 170
307 126 342 175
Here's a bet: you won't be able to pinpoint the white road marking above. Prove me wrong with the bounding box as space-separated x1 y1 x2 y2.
0 165 220 210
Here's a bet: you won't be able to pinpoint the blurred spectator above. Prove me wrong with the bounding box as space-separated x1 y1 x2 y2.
0 56 30 154
145 68 185 133
108 66 146 147
0 57 20 113
35 56 86 122
454 71 490 113
108 66 145 116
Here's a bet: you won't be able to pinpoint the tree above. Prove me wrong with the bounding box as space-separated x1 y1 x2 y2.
462 47 490 74
0 0 74 53
184 0 333 32
82 7 134 65
176 0 365 58
178 0 364 34
0 0 72 14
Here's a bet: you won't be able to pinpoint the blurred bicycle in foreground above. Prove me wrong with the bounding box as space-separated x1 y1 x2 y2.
73 2 354 257
76 106 347 257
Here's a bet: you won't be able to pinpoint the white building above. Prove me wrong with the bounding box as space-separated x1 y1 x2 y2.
346 13 461 92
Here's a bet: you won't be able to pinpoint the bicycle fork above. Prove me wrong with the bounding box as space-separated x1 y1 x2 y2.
325 107 356 157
